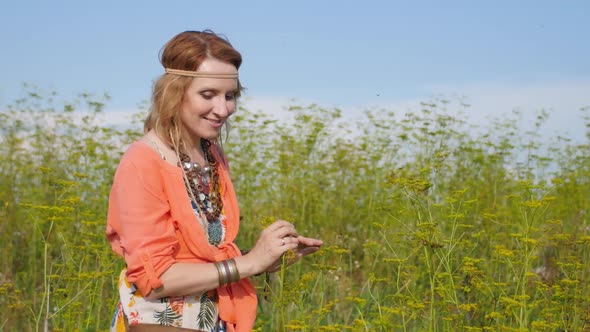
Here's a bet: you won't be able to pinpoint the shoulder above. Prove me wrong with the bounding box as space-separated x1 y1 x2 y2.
119 140 164 169
120 131 180 168
114 139 178 185
111 141 176 201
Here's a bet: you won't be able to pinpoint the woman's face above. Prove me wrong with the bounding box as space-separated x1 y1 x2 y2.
180 58 239 141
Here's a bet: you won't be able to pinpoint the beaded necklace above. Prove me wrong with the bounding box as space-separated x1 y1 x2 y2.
177 139 224 245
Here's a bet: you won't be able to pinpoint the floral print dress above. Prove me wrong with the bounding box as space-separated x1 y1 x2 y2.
110 269 225 331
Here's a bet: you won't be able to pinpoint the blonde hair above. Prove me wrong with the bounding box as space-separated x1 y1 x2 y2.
144 30 243 152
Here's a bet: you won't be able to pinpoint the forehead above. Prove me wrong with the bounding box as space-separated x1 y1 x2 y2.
188 77 238 91
197 57 238 73
188 58 239 90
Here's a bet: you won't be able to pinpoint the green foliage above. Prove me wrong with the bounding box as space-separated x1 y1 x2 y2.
1 88 589 331
0 86 140 331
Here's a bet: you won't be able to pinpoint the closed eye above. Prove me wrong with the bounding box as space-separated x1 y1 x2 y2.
199 90 238 101
225 92 237 101
200 91 214 100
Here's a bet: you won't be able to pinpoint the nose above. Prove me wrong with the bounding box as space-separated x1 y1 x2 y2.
213 97 232 118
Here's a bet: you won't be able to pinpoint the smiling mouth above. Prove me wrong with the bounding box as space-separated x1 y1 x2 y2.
204 117 224 128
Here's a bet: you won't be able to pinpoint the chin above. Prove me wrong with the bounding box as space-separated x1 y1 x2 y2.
191 126 223 141
202 131 222 140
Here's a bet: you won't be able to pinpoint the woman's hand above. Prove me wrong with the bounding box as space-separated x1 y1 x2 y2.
242 220 300 275
265 235 323 272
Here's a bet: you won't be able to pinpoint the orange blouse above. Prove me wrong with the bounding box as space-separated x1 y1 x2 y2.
106 140 257 332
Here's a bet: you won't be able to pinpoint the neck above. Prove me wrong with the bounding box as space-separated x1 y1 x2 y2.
177 138 204 163
187 146 204 163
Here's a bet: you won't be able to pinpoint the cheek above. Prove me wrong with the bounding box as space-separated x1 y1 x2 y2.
184 98 211 116
227 101 237 115
181 97 195 115
179 102 191 122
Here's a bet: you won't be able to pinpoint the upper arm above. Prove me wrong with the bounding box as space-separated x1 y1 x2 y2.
107 156 179 296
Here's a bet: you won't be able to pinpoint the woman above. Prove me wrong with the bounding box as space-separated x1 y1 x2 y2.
106 30 323 332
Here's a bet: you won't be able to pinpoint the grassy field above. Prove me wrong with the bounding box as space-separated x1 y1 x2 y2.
1 88 589 331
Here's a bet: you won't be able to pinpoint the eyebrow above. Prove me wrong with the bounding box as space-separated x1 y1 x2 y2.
198 87 239 93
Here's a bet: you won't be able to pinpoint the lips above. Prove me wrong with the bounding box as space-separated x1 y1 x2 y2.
204 117 224 128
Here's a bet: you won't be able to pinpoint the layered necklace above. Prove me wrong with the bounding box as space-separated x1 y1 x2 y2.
177 139 224 245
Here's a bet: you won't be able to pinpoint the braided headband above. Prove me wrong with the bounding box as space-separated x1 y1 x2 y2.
165 68 238 79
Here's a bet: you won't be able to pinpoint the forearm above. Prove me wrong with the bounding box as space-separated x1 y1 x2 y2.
145 255 259 300
145 221 315 300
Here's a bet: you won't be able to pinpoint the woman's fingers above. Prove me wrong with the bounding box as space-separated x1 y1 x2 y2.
296 246 320 258
260 221 298 248
249 220 323 274
280 235 298 246
266 237 322 271
296 236 323 247
265 220 296 233
273 226 299 240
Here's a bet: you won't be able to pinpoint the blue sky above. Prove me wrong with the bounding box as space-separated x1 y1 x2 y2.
1 0 589 140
